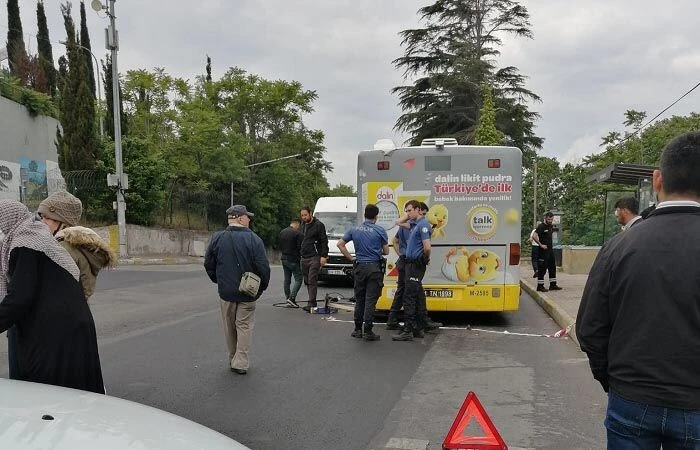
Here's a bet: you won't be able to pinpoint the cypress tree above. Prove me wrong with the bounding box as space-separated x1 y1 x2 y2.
474 85 505 146
79 0 96 97
58 2 97 170
206 55 212 83
102 55 127 139
6 0 28 79
36 0 57 97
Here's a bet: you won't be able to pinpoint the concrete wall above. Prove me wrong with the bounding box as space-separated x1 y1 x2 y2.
0 96 63 202
561 246 601 275
93 224 282 262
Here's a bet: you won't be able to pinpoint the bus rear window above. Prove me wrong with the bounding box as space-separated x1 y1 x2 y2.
425 155 451 171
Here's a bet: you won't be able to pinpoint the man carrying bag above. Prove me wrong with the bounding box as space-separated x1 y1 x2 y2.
204 205 270 375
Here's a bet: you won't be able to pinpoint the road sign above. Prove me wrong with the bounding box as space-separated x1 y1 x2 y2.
443 391 507 449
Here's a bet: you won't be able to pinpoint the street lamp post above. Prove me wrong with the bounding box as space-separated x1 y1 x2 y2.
59 40 103 138
92 0 127 257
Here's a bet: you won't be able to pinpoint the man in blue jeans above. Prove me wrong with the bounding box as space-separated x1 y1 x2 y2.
279 219 303 308
577 131 700 449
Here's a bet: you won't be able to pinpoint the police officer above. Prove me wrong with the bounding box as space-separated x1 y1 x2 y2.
533 211 562 292
386 201 415 330
337 204 389 341
393 200 431 341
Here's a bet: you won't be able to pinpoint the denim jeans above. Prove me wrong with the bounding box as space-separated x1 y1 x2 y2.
606 390 700 449
281 259 302 301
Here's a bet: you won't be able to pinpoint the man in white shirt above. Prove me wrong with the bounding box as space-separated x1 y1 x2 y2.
614 197 642 230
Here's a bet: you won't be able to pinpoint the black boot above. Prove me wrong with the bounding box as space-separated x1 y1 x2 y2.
386 313 400 330
536 285 548 292
363 323 380 341
392 323 414 341
549 283 562 291
351 321 363 339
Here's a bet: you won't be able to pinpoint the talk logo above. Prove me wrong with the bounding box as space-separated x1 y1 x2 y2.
467 205 498 241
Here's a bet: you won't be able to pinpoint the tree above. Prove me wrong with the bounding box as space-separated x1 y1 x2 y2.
474 84 505 145
36 0 57 97
79 0 96 97
6 0 29 81
57 2 98 170
205 55 212 83
328 184 356 197
393 0 542 165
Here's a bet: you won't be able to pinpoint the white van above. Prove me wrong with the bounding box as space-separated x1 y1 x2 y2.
313 197 357 282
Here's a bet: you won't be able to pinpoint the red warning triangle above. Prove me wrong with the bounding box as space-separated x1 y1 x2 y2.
443 392 507 449
387 263 399 277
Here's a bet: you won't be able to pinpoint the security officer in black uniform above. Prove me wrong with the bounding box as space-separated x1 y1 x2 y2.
533 211 562 292
337 204 389 341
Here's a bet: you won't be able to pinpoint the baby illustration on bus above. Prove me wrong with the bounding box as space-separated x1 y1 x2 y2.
441 246 502 283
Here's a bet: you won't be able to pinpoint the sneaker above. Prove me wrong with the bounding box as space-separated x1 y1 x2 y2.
351 329 363 339
230 368 247 375
302 304 317 313
363 331 381 341
413 329 425 338
286 298 300 308
549 284 563 291
536 285 548 292
424 319 442 330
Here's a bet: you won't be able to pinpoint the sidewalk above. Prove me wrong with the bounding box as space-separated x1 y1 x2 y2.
518 262 588 347
118 255 204 265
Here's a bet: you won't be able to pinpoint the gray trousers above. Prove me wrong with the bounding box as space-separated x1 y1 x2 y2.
301 256 321 305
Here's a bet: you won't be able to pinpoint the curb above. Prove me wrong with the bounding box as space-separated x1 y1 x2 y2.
520 280 579 347
118 256 204 266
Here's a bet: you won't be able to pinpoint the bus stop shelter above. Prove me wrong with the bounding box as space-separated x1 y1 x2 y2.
587 163 657 243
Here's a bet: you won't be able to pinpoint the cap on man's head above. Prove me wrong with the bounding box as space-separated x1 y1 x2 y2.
226 204 254 217
37 191 83 226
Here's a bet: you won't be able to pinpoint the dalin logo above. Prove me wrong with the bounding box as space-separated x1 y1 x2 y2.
375 186 395 201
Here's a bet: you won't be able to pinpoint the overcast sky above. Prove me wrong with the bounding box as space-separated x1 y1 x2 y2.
10 0 700 187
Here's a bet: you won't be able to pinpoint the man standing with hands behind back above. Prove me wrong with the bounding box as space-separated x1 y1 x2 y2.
299 206 328 312
279 218 303 308
337 203 389 341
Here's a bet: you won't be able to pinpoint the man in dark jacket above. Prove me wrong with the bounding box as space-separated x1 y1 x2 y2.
204 205 270 375
299 206 328 312
577 131 700 448
279 219 303 308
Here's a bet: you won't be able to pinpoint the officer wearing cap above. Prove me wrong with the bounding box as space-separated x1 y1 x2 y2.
204 204 270 375
337 204 389 341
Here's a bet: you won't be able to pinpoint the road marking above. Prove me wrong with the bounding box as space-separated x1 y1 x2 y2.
383 437 429 449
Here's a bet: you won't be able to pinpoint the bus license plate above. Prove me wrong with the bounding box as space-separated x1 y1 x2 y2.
425 289 453 298
327 269 344 275
468 288 490 297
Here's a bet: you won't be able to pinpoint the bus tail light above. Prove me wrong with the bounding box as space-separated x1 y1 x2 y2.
377 161 390 170
488 159 501 168
509 243 520 266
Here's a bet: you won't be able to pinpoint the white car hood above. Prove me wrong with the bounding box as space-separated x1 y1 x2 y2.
327 238 354 254
0 379 249 449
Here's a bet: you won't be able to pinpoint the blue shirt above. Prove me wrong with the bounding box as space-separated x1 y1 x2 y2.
405 217 432 260
342 221 388 263
394 222 414 257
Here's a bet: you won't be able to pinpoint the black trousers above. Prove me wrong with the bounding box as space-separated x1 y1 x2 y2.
537 248 557 285
353 262 384 324
402 259 427 331
388 256 406 318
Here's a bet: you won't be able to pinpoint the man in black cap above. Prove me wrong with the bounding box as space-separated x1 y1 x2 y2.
204 204 270 375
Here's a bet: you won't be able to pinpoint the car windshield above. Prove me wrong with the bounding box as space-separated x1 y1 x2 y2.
314 213 356 238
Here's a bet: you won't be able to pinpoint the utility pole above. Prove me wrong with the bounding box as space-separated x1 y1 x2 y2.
533 158 538 229
95 0 128 257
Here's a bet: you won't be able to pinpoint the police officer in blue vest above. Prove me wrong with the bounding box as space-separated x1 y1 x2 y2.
393 200 432 341
338 204 389 341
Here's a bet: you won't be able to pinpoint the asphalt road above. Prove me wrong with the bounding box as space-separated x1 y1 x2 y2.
0 264 607 449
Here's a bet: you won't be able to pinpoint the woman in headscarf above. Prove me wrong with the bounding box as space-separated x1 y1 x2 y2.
37 191 117 301
0 199 104 394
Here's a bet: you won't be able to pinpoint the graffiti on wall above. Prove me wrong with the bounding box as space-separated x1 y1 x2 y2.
0 161 21 201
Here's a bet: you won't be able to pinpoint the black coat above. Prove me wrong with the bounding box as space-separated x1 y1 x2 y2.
576 205 700 408
0 247 104 394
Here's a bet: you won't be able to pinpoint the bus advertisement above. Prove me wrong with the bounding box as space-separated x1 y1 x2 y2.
357 138 522 312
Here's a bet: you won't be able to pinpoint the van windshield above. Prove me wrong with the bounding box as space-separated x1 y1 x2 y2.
314 213 357 238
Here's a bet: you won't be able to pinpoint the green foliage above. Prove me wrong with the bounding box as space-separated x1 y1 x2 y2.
36 0 57 97
6 0 27 77
0 77 58 117
328 184 356 197
392 0 542 164
474 85 505 145
79 1 96 97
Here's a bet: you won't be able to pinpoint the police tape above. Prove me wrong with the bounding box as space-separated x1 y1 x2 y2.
323 316 575 339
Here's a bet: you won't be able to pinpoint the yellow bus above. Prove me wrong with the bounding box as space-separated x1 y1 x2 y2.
357 138 522 312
